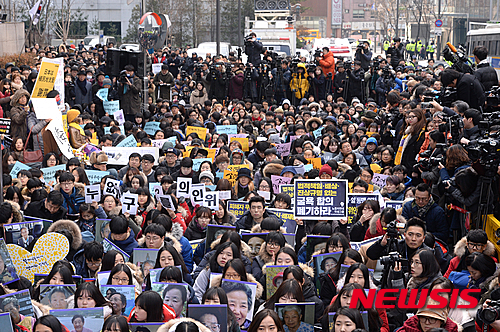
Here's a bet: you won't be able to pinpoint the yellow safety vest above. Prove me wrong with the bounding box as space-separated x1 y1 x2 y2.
416 42 423 52
427 44 434 52
384 41 389 51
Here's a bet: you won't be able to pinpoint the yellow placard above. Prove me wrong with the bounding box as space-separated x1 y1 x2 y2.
230 137 249 152
485 214 500 254
183 145 195 158
227 164 250 172
307 157 322 170
90 138 99 145
62 114 68 135
207 148 217 161
32 61 60 98
366 132 377 137
349 182 374 193
224 170 238 187
186 126 207 141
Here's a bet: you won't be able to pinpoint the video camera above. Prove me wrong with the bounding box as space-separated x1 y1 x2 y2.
119 70 128 84
416 144 448 171
485 86 500 113
244 35 254 46
479 301 500 325
380 251 408 269
343 59 353 70
442 42 474 74
313 49 322 58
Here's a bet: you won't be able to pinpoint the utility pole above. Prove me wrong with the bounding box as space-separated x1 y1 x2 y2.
238 0 242 47
395 0 400 37
437 0 441 60
216 0 220 54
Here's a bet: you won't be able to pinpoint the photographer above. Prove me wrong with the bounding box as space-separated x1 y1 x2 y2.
207 62 229 103
192 62 211 96
244 32 263 67
375 66 395 106
460 108 482 146
153 64 174 100
366 217 432 273
317 47 335 77
476 298 500 332
118 65 142 122
289 63 309 104
270 59 291 103
347 60 365 103
473 46 499 92
440 68 485 110
334 61 347 100
242 63 259 102
387 37 404 69
355 41 372 71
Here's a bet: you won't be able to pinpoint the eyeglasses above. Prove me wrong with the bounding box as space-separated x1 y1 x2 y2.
112 276 129 284
411 260 422 266
203 323 221 331
225 273 240 279
146 236 161 242
268 242 280 248
419 317 438 324
259 184 270 189
467 242 484 249
61 181 73 186
86 260 102 267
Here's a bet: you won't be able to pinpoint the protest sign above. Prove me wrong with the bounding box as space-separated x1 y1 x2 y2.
99 285 135 315
40 165 66 185
177 177 192 198
270 175 292 194
306 157 322 170
31 57 60 98
144 122 161 136
0 312 13 332
9 161 30 178
227 200 249 219
275 142 291 157
385 200 404 210
0 118 10 135
186 126 207 140
188 305 228 332
50 307 104 332
193 158 212 172
219 190 232 200
102 147 160 165
149 182 163 197
133 248 159 267
190 184 205 206
223 170 238 186
217 125 237 135
46 118 74 159
85 184 101 203
267 208 296 233
0 239 18 285
102 238 130 262
269 133 280 144
0 290 33 318
151 139 168 149
103 100 120 115
166 136 177 146
279 184 295 199
372 173 389 188
116 134 137 148
230 137 249 151
7 233 69 282
257 190 270 200
121 192 138 214
85 170 110 184
227 164 250 172
294 179 348 219
96 88 108 101
313 127 323 138
152 63 163 74
104 178 121 198
265 265 287 299
204 191 220 210
156 195 174 211
347 193 381 224
294 165 306 175
114 109 125 125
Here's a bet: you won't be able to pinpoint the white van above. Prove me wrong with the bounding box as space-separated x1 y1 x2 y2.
83 35 117 49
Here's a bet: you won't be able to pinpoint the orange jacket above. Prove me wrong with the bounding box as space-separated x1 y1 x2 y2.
319 51 336 77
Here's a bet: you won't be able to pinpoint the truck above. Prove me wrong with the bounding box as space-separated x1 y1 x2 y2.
244 20 296 56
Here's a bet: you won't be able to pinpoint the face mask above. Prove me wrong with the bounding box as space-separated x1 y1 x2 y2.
87 75 92 80
126 74 131 77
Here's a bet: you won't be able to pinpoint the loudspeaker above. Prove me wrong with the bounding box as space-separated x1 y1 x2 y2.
255 0 289 11
106 49 145 78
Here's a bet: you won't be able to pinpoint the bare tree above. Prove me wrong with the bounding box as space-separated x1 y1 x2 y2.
54 0 76 43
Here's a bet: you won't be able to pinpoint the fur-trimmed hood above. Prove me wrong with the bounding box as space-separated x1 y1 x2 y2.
47 219 83 250
53 182 86 197
263 163 285 179
454 237 496 257
158 317 212 332
251 224 286 234
380 183 406 196
305 117 323 132
337 163 352 173
210 237 252 259
4 200 23 224
261 262 314 278
122 171 148 187
10 89 29 107
210 273 264 299
368 212 406 236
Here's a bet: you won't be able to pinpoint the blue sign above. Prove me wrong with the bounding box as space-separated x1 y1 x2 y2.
144 122 161 136
10 161 30 178
347 193 380 224
116 134 137 148
217 125 238 135
227 200 249 219
192 158 212 172
294 179 348 219
435 19 443 27
386 200 404 211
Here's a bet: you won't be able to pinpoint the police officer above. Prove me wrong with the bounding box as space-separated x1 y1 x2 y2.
426 42 435 60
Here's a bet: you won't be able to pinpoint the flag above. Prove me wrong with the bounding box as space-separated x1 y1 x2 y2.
29 0 42 25
165 15 172 29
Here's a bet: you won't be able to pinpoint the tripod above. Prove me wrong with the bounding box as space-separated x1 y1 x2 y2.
379 235 400 289
477 174 495 230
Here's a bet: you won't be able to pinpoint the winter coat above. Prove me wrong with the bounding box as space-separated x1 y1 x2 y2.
402 200 448 242
319 51 335 76
290 68 309 99
27 112 48 155
25 198 67 221
68 125 86 149
302 278 325 322
348 68 365 100
118 76 142 115
400 129 425 173
399 315 458 332
381 183 405 201
184 219 206 241
444 237 496 278
190 88 209 105
108 229 139 256
74 80 92 105
474 62 499 92
455 72 485 110
229 72 244 100
311 75 326 102
364 212 406 240
158 317 213 332
153 71 175 100
245 40 264 66
47 219 84 262
235 209 278 232
9 89 30 141
355 48 373 71
251 242 276 281
55 182 86 215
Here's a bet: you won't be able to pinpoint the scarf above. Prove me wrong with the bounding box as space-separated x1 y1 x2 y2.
69 122 85 136
395 126 412 165
76 79 88 95
413 195 435 219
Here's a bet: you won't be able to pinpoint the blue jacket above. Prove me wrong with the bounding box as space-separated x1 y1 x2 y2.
108 230 139 256
60 186 86 215
179 236 194 272
402 200 448 242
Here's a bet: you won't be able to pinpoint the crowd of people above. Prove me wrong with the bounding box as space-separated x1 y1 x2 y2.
0 36 499 332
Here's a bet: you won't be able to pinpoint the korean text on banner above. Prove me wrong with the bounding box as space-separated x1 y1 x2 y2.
85 170 110 184
31 58 60 98
294 179 348 220
144 122 161 136
46 119 74 159
103 101 120 115
0 118 11 135
116 135 137 148
40 165 66 185
186 126 207 141
102 147 159 165
10 161 30 178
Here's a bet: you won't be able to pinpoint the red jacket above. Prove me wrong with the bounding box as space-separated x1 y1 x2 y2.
128 303 176 322
329 295 389 332
364 218 386 240
400 315 458 332
319 51 335 77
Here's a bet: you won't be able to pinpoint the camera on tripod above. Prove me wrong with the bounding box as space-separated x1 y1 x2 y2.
480 301 500 325
313 49 322 58
343 60 352 70
380 251 408 268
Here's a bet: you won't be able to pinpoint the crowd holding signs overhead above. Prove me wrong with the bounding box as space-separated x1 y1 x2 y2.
0 39 499 332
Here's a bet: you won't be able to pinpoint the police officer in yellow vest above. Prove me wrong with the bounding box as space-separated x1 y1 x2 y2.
426 43 435 60
416 40 423 59
408 40 415 60
384 40 390 55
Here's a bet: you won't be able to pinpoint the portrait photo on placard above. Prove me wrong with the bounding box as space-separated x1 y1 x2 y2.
265 265 287 300
103 239 130 262
3 221 43 247
205 225 236 254
305 235 330 262
129 323 164 332
313 252 342 276
0 312 14 332
241 233 267 260
151 282 188 318
275 302 316 332
0 238 19 284
0 289 34 318
188 304 228 332
96 219 111 243
221 279 257 330
50 307 105 332
40 284 76 310
100 284 135 316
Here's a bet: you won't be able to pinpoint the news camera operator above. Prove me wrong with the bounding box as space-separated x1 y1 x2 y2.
192 62 211 96
355 40 372 71
270 59 291 103
316 47 335 76
459 108 482 146
387 37 404 69
473 46 499 92
440 68 485 110
118 65 142 122
242 63 259 102
417 130 447 190
347 60 365 103
207 61 230 103
334 61 348 100
244 32 263 67
153 64 174 100
476 298 500 332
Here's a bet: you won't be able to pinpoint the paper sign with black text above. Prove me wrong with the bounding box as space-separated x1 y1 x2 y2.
104 178 121 198
204 191 220 210
177 177 192 198
121 192 139 215
219 190 232 200
190 184 205 206
157 195 175 211
85 185 101 203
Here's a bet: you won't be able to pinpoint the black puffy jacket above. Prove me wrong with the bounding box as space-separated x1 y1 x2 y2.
456 73 485 110
474 62 499 92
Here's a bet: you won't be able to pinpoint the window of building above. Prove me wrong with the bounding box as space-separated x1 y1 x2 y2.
353 10 365 19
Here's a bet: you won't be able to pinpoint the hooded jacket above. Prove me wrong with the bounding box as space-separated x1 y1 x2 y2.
305 117 323 133
47 219 83 261
399 315 458 332
10 89 30 140
290 64 309 99
319 51 335 76
108 229 139 256
184 218 207 241
380 183 405 201
364 212 406 240
55 182 86 215
444 237 496 278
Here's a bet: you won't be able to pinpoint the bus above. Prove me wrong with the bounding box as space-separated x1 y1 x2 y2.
467 24 500 75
